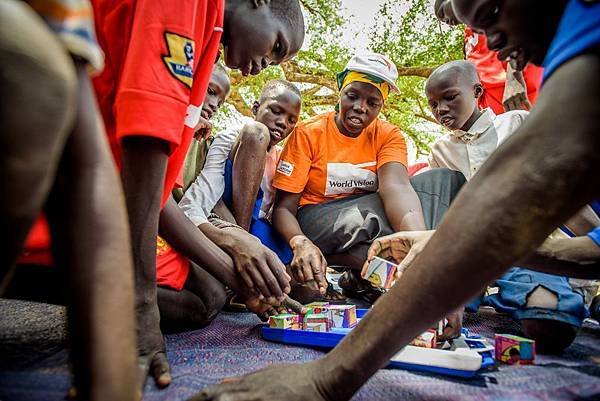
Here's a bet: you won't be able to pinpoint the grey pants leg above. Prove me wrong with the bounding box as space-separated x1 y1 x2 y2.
410 168 467 229
297 168 467 261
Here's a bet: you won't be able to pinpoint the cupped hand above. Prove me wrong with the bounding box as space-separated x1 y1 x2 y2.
194 116 213 140
362 230 435 278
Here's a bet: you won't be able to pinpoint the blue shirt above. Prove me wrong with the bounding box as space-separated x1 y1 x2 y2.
543 0 600 82
588 227 600 247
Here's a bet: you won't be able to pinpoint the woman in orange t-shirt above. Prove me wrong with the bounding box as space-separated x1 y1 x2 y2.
272 53 428 302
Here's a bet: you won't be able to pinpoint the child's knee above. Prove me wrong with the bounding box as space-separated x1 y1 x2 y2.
239 122 271 151
520 318 578 354
204 285 227 321
525 286 559 310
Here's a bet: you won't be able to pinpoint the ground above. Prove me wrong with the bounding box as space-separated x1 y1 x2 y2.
1 299 599 401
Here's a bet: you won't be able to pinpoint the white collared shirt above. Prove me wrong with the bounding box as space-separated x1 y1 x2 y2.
179 127 281 226
428 108 528 180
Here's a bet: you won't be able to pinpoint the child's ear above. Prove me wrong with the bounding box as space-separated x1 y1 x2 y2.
252 0 270 8
252 101 260 116
474 84 484 99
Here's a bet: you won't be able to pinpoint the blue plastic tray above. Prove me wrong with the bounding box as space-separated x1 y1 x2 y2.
262 309 495 378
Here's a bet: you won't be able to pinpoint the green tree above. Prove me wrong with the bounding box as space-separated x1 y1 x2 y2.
219 0 463 158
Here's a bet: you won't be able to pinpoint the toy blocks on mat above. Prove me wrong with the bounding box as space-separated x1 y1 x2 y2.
365 256 398 289
305 302 330 315
328 305 358 329
303 314 330 332
268 314 302 330
494 334 536 365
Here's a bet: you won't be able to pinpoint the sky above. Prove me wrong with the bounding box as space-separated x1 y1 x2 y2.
339 0 389 51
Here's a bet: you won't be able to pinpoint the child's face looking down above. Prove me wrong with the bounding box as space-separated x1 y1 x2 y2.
202 70 230 121
426 73 481 131
222 3 304 76
254 87 301 147
450 0 567 70
336 82 383 137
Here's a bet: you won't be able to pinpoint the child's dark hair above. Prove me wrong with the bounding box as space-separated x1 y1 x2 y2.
259 79 301 102
269 0 305 36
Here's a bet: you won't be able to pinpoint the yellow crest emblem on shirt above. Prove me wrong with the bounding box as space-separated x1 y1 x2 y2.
163 32 195 88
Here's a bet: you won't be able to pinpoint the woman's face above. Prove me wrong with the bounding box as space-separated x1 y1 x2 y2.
335 81 383 137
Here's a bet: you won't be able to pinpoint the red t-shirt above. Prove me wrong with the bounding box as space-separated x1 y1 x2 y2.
465 27 544 112
19 0 223 276
92 0 224 206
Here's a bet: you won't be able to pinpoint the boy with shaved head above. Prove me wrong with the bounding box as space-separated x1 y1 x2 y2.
190 1 600 400
433 0 544 114
426 60 527 178
424 59 586 351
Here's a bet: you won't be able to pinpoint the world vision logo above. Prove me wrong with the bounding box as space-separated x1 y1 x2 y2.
368 57 392 72
163 32 195 88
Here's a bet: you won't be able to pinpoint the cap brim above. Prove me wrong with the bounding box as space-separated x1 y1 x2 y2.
347 67 400 94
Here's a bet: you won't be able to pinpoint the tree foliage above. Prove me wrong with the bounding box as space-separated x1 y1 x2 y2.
220 0 464 157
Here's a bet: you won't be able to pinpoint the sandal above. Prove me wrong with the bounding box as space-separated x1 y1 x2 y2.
223 288 249 312
338 270 385 305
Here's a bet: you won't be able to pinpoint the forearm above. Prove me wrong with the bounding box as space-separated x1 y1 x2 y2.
318 57 600 397
517 236 600 279
563 205 600 236
380 184 426 232
272 205 308 245
159 198 242 293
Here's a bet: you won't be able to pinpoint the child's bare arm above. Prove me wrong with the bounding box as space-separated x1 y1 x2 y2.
378 162 427 232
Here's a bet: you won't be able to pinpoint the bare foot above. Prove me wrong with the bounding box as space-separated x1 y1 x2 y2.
137 303 171 390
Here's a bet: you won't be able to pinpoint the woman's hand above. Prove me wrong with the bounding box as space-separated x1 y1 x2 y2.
289 235 328 294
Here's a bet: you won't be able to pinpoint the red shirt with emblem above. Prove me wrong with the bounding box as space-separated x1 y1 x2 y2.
464 27 544 113
92 0 224 206
20 0 224 287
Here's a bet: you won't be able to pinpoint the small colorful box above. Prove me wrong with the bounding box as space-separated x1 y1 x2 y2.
303 313 330 332
410 329 437 348
305 302 330 315
365 256 398 289
494 334 536 365
327 305 357 329
268 314 301 330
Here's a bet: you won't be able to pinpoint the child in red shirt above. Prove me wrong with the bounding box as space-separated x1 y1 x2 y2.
91 0 305 390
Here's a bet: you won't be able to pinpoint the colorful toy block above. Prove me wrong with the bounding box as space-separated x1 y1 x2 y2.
494 334 536 365
410 329 437 348
305 302 330 315
268 314 301 330
303 313 330 332
365 256 398 289
327 305 357 329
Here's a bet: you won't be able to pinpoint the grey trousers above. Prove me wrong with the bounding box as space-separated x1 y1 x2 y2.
297 168 467 261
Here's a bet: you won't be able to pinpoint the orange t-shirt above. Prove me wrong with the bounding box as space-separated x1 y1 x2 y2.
273 111 407 207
